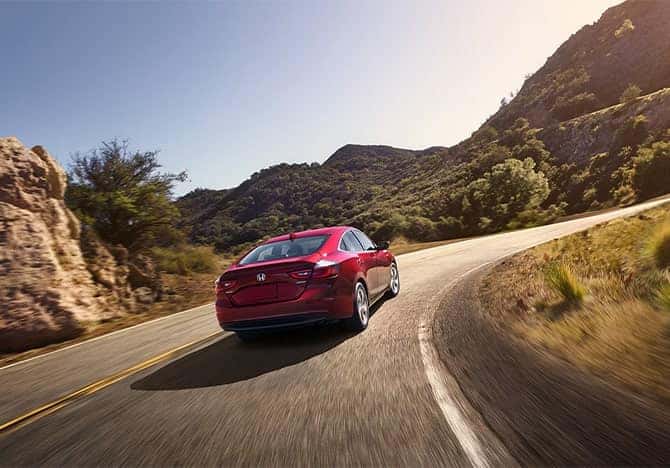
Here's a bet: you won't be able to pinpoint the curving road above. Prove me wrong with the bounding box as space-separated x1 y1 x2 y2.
0 198 668 466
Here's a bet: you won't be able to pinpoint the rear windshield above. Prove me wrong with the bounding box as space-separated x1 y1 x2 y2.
238 235 329 265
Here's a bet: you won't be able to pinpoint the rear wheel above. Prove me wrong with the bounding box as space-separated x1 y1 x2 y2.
386 263 400 298
345 282 369 331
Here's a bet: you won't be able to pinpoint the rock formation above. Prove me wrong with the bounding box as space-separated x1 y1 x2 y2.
0 137 136 352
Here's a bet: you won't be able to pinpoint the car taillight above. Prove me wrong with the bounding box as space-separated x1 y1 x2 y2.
289 269 312 280
311 260 339 279
215 277 237 293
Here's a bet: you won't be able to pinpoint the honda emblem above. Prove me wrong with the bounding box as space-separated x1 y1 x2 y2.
256 273 266 282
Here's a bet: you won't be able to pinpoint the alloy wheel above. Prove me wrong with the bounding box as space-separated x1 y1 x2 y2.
390 264 400 295
356 284 369 326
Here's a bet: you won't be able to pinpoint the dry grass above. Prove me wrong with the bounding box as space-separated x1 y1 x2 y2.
644 222 670 270
656 282 670 311
544 263 586 304
481 203 670 403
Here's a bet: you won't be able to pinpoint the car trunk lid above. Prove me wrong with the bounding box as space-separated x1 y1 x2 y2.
220 260 314 306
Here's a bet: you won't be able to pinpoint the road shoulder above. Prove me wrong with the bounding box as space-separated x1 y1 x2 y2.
433 266 670 465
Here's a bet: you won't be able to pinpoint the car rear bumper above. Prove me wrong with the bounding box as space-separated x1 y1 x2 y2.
216 283 352 331
219 313 334 332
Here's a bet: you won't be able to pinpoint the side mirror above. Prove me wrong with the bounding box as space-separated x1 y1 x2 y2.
377 240 390 250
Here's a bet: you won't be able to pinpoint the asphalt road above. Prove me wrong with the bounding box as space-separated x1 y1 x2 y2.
1 198 668 466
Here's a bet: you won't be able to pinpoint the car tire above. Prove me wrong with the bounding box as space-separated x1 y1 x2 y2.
345 281 370 332
386 262 400 298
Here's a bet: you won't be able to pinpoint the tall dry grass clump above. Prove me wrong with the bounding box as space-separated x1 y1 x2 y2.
544 263 586 304
655 283 670 312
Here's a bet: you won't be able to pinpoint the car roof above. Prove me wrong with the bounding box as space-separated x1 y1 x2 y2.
265 226 352 243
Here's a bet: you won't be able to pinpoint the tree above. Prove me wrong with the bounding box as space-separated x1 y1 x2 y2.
66 139 188 252
619 84 641 104
465 158 550 231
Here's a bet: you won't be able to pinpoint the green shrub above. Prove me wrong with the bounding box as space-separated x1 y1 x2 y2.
614 19 635 38
619 84 641 103
632 142 670 199
551 92 600 121
645 223 670 270
544 263 586 304
152 245 219 275
613 115 648 152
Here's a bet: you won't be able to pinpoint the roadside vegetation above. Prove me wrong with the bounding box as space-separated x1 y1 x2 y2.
543 263 585 305
481 203 670 403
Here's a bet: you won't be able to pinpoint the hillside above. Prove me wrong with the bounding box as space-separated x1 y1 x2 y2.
487 0 670 130
180 0 670 252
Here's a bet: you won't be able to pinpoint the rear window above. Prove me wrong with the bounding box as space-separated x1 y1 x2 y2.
238 235 329 265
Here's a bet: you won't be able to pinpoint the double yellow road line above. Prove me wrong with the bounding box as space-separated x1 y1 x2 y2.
0 332 221 436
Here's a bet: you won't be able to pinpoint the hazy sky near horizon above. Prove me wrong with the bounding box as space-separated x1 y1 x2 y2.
2 0 620 195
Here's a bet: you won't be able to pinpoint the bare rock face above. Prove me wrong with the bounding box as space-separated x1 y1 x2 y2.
0 137 136 352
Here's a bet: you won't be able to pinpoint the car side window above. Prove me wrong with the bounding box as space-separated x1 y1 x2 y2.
353 230 375 251
341 231 364 252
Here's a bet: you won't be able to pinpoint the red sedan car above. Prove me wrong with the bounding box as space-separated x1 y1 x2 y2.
215 226 399 340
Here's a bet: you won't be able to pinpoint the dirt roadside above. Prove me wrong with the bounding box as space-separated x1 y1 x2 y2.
433 267 670 465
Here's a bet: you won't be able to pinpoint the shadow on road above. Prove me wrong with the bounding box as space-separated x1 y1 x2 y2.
131 325 355 391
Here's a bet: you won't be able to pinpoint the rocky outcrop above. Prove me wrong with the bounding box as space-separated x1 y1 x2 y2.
0 137 137 352
540 87 670 164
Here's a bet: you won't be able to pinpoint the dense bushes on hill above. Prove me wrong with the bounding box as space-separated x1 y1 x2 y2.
180 100 669 252
179 118 567 249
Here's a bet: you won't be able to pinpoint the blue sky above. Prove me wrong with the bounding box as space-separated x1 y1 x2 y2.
2 0 620 195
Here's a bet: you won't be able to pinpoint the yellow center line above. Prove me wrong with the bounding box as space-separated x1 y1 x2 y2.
0 331 222 436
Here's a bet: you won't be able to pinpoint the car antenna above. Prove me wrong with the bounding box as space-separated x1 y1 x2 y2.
289 232 296 241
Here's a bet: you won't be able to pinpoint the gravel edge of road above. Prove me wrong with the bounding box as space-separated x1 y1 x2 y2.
433 265 670 466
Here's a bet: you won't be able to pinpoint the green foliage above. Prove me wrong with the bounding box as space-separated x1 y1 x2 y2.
464 158 550 231
180 120 563 250
552 92 600 121
612 115 649 152
471 126 499 144
645 222 670 270
632 141 670 199
66 140 187 252
179 111 667 254
500 118 531 148
544 263 586 304
620 84 642 103
151 245 220 275
614 19 635 38
371 212 409 241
